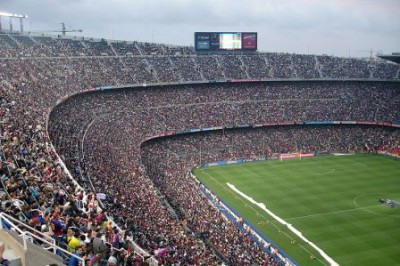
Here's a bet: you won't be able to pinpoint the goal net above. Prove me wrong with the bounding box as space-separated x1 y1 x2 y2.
278 153 302 162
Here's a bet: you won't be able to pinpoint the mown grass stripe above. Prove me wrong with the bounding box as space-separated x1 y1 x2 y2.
194 155 400 266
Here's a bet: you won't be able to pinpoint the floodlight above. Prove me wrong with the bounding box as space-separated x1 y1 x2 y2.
0 12 28 32
0 12 28 18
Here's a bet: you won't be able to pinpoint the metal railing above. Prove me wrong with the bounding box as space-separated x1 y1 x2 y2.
0 212 85 266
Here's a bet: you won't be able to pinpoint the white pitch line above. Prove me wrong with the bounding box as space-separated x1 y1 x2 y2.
227 182 340 266
285 205 379 221
238 164 261 177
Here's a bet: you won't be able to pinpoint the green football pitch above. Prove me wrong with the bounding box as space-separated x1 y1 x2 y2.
193 154 400 266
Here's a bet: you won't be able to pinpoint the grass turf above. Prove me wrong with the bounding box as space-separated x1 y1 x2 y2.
193 154 400 266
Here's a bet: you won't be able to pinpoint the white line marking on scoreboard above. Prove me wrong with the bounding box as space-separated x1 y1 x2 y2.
227 182 340 266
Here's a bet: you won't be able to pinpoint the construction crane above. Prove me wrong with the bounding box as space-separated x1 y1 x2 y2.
356 49 375 62
59 22 82 36
30 22 83 36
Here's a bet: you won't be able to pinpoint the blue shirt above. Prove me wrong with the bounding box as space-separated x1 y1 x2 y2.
67 252 81 266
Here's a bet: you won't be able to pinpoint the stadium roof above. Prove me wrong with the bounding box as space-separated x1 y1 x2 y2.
377 54 400 64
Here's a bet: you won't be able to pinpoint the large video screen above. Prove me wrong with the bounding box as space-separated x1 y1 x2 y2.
195 32 257 51
242 33 257 49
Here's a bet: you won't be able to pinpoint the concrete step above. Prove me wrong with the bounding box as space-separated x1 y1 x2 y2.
1 241 22 266
4 249 22 266
0 229 65 266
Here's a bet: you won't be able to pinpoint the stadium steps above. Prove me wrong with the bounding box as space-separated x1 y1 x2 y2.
289 54 299 78
0 229 65 266
0 34 19 48
193 58 206 80
108 40 118 56
238 56 250 78
168 56 184 82
264 55 274 77
0 239 21 266
215 55 227 80
315 55 323 77
134 42 143 55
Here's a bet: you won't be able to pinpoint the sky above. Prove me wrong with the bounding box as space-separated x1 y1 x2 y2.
0 0 399 57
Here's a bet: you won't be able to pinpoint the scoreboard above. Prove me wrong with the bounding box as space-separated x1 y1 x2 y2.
195 32 257 52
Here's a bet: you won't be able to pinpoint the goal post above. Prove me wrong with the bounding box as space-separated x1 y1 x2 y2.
279 152 302 162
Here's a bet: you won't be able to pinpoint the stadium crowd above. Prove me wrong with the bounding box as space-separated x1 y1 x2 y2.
48 81 399 265
1 32 400 82
141 125 400 170
0 31 399 265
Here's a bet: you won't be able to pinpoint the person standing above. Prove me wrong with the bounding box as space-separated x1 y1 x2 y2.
68 247 83 266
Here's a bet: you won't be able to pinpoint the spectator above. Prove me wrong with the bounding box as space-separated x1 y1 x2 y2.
0 31 399 265
67 246 83 266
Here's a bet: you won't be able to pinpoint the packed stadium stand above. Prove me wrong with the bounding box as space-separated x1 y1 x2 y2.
1 31 399 265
